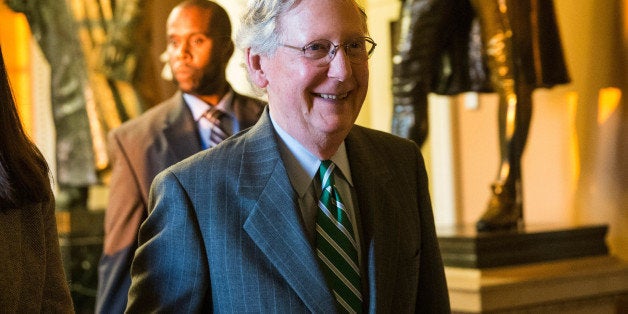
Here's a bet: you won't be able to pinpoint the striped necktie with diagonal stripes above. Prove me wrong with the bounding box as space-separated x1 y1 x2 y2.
316 160 362 313
202 107 229 148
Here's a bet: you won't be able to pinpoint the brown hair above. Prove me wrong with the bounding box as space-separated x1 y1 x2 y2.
0 46 52 210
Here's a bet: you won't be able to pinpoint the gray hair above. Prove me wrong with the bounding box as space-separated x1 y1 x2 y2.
236 0 368 56
236 0 294 56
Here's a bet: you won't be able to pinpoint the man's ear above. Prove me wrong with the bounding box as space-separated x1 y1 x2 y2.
245 48 268 88
224 40 235 60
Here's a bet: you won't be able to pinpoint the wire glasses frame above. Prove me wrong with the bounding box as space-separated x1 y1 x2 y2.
281 36 377 66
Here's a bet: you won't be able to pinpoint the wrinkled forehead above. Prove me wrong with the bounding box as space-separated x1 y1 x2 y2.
277 0 368 38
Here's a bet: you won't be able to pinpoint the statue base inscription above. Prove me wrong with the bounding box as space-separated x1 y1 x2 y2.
437 224 609 268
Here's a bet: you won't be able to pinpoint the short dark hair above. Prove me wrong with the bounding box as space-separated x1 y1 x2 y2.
175 0 232 38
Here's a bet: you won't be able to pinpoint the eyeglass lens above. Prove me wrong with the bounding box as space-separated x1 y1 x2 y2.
303 38 375 64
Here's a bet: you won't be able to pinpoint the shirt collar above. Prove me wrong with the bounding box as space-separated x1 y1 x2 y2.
270 115 353 198
184 86 234 121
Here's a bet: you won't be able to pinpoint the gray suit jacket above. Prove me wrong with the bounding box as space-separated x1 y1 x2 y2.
127 109 450 313
97 90 265 313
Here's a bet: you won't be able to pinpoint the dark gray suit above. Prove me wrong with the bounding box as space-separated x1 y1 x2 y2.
127 108 450 313
97 90 265 313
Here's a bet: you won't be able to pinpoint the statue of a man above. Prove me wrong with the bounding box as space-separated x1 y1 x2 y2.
392 0 570 231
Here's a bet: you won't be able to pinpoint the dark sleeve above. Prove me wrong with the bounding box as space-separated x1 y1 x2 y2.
96 131 145 314
42 198 75 313
414 145 451 313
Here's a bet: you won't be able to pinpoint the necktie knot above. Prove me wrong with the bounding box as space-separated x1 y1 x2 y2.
203 107 228 125
319 160 336 189
202 107 229 148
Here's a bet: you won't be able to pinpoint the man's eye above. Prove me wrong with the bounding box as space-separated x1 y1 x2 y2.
306 43 329 52
168 40 180 48
347 41 364 50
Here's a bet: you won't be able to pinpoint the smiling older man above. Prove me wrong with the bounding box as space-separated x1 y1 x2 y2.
126 0 450 312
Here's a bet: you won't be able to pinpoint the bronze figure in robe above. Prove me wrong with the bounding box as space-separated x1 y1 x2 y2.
392 0 570 231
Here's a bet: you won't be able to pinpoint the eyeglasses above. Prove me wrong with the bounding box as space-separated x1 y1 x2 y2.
281 37 377 66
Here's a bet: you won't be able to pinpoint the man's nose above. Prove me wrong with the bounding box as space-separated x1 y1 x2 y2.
174 41 191 59
327 47 352 81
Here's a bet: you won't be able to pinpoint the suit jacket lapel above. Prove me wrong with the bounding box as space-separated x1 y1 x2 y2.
160 91 262 165
345 128 399 311
238 111 336 312
162 92 202 163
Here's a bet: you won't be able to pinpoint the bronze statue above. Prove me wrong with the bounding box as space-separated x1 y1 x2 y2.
392 0 570 231
5 0 153 210
6 0 99 211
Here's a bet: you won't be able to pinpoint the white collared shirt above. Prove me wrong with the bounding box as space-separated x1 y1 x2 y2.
184 89 235 150
269 115 361 260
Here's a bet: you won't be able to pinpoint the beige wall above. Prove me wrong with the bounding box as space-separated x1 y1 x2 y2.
364 0 628 259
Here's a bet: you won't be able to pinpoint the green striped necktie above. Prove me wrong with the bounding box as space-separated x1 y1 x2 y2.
316 160 362 313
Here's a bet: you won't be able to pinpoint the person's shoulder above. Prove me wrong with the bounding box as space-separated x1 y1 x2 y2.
111 93 183 137
155 145 224 186
233 90 267 107
352 125 418 147
349 126 426 177
166 127 249 175
349 125 422 164
158 112 270 181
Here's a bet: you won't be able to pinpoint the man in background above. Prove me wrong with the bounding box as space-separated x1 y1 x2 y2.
96 1 265 312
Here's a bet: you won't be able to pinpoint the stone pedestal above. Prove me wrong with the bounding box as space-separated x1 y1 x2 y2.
57 209 104 314
438 224 609 268
445 255 628 313
438 224 628 313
